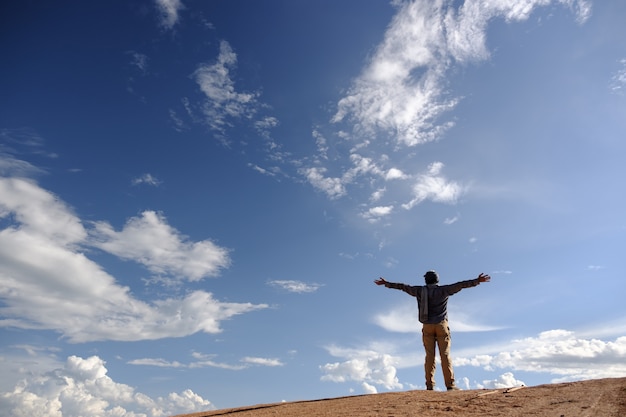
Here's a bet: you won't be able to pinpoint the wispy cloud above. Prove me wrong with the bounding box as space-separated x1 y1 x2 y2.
129 51 149 73
128 352 283 370
610 58 626 93
267 280 324 294
132 173 161 186
155 0 184 29
297 0 591 219
241 357 284 367
192 41 260 136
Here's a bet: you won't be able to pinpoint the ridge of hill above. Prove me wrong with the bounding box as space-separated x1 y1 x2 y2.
173 377 626 417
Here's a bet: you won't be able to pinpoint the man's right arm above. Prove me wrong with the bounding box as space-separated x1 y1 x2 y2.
375 278 419 296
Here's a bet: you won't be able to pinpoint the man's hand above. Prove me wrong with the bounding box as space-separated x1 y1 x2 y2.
374 277 388 286
477 273 491 283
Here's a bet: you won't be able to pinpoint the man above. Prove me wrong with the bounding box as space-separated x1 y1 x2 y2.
374 271 490 391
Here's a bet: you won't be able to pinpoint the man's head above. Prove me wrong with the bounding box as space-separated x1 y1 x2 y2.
424 270 439 284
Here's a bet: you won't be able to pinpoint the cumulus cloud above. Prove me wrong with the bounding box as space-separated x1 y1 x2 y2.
0 158 267 343
321 329 623 394
299 166 346 199
477 372 526 389
455 330 626 382
360 205 394 224
267 280 324 293
90 210 230 281
0 354 212 417
320 345 403 393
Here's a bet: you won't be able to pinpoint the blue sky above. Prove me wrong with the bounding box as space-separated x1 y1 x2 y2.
1 0 626 415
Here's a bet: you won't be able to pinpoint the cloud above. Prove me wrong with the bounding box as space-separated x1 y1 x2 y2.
0 354 212 417
402 162 464 209
131 173 161 186
455 330 626 382
192 41 260 135
372 302 502 333
360 205 394 224
241 357 284 367
320 345 403 392
129 51 149 74
299 167 346 199
267 280 324 294
477 372 526 389
610 58 626 93
0 158 267 343
320 328 623 394
292 0 591 220
128 352 283 370
90 210 230 281
332 0 592 146
155 0 184 29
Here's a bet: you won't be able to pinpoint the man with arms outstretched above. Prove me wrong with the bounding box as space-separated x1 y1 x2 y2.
375 271 490 391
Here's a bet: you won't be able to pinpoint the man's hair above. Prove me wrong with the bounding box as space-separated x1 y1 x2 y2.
424 270 439 284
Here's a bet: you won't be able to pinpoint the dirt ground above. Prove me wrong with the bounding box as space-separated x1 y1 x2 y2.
173 377 626 417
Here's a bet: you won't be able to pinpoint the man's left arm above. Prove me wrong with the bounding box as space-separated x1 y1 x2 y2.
447 273 491 294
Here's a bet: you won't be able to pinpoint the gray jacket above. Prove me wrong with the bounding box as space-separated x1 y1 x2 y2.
386 279 480 324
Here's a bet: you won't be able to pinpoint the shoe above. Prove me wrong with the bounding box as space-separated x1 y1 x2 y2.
447 386 460 391
426 386 434 391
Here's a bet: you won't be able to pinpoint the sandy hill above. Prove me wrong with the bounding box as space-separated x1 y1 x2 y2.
174 377 626 417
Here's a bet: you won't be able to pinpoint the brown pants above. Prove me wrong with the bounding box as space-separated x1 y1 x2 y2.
422 320 455 389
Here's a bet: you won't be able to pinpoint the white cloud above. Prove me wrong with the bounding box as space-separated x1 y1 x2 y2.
332 0 458 147
444 215 459 224
385 168 407 180
0 161 267 343
128 352 283 370
370 187 386 202
193 41 260 134
129 51 149 74
241 357 284 367
477 372 526 389
131 173 161 186
299 166 346 199
372 302 502 333
455 330 626 382
402 162 464 209
610 58 626 93
299 0 591 218
127 358 185 368
0 354 212 417
361 205 394 224
333 0 591 145
155 0 184 29
267 280 324 294
90 210 230 281
320 345 403 392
